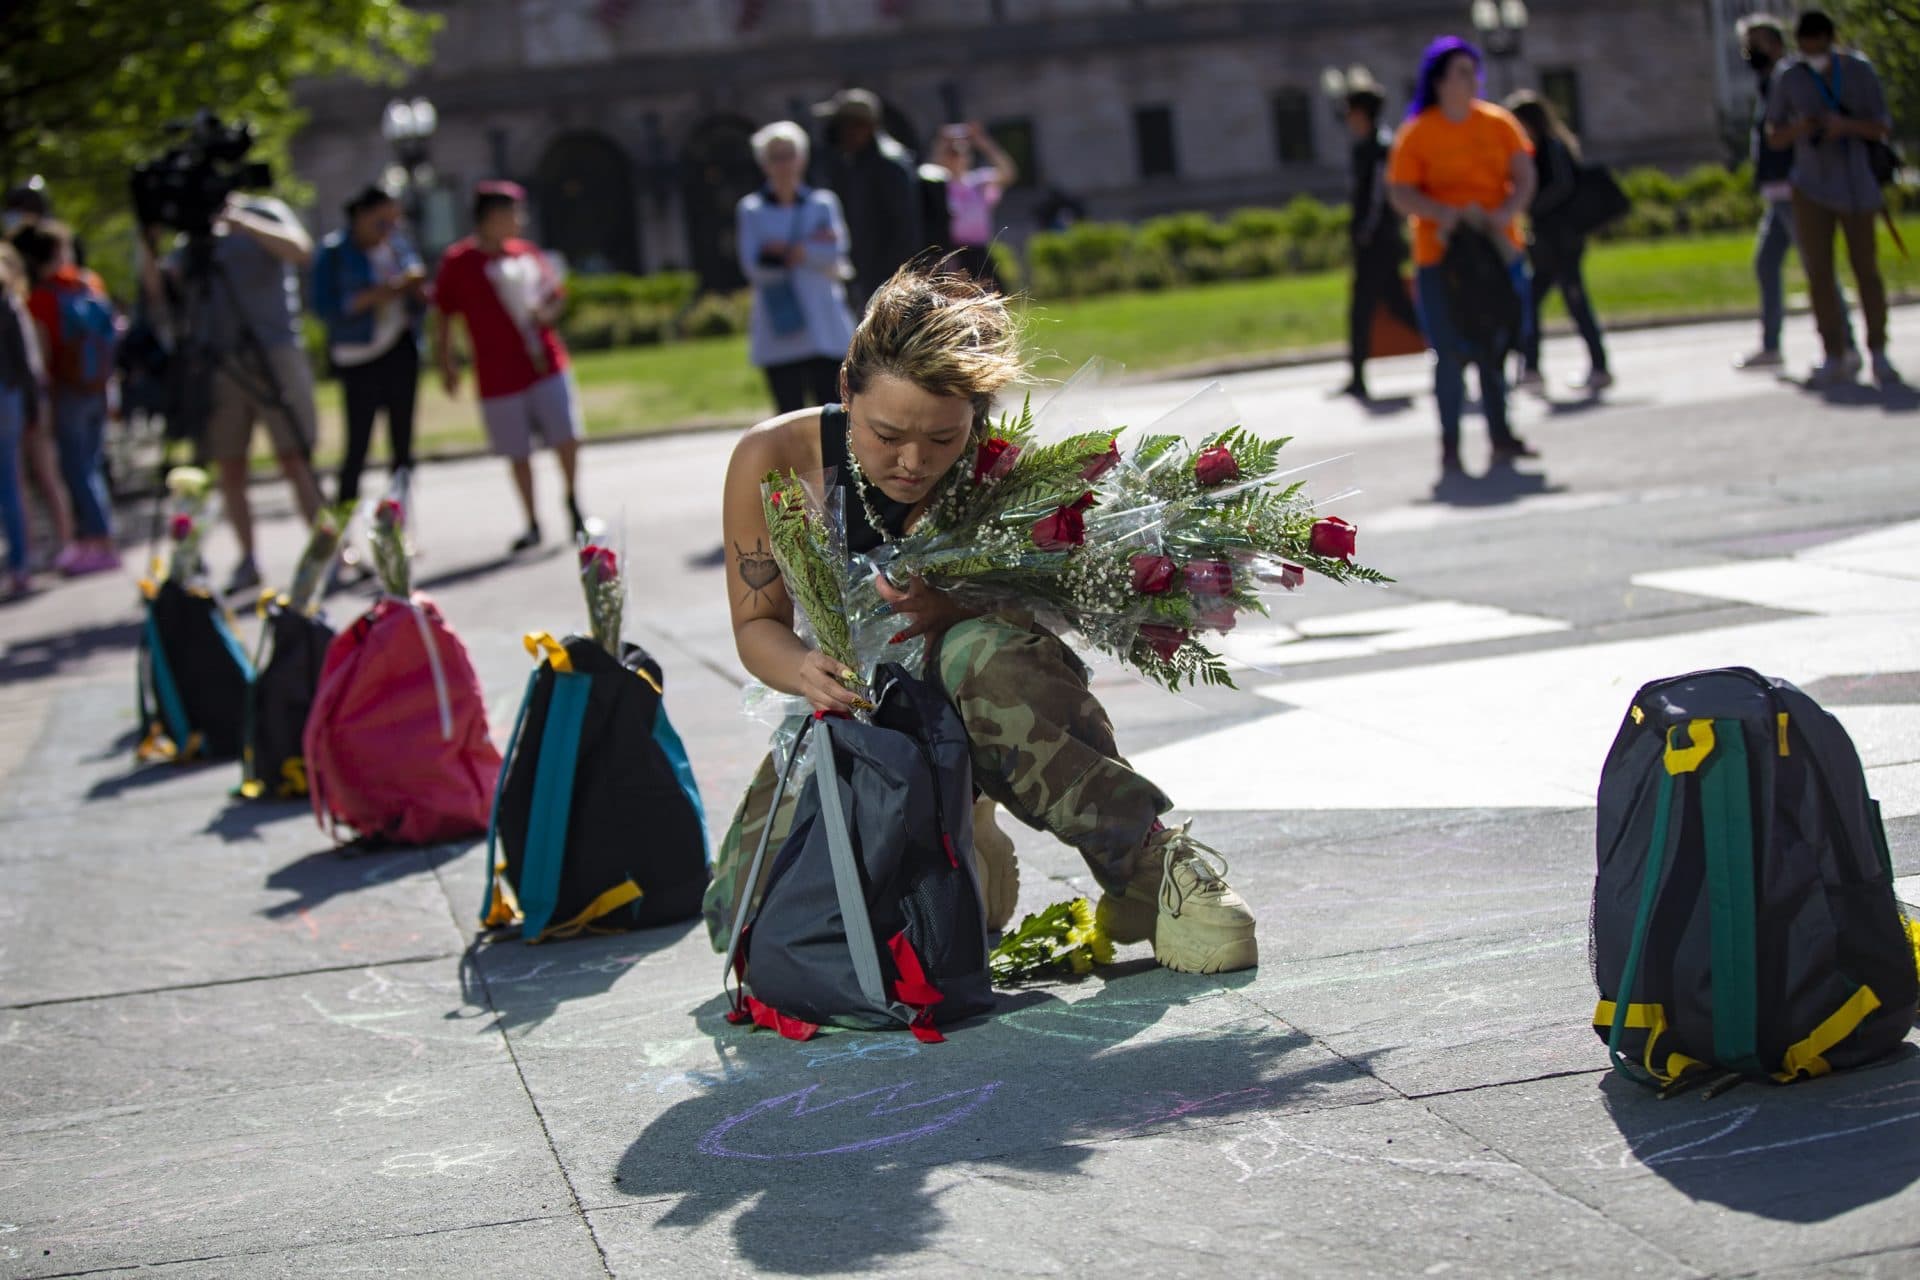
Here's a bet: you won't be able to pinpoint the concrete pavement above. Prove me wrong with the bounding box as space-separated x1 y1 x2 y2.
1 309 1918 1277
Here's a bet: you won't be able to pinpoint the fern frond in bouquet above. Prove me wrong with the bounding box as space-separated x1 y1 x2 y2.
761 472 866 699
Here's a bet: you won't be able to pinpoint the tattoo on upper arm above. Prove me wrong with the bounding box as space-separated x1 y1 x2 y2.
735 539 780 607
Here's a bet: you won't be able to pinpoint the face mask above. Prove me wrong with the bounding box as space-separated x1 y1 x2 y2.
1745 50 1774 75
1805 53 1832 74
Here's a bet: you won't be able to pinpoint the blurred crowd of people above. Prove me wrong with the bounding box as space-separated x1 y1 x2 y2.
1344 6 1901 477
738 88 1020 415
0 174 597 604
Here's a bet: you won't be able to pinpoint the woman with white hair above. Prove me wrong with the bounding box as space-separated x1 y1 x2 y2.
738 121 857 414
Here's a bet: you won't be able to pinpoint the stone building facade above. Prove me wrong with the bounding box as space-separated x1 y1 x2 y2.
292 0 1759 289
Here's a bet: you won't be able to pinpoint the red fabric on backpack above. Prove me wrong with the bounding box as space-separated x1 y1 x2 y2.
303 593 502 845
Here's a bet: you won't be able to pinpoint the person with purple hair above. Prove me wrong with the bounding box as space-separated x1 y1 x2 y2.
1386 36 1539 476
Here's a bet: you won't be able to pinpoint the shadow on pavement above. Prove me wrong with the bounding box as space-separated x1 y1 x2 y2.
85 757 228 801
0 617 142 683
260 840 471 920
1798 379 1920 414
1429 463 1566 508
205 796 311 844
1361 395 1417 416
612 972 1363 1274
460 919 699 1037
414 544 567 595
1598 1045 1920 1222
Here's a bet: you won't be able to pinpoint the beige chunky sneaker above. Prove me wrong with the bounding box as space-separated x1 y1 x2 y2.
1096 823 1258 974
972 796 1020 933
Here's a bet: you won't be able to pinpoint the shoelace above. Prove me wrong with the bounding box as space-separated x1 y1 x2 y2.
1157 821 1232 918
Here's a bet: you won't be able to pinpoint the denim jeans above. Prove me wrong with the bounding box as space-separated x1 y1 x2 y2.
1415 259 1526 456
0 385 27 574
53 388 113 539
1754 198 1794 354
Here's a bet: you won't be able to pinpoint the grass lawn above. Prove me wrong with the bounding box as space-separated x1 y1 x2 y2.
307 217 1920 465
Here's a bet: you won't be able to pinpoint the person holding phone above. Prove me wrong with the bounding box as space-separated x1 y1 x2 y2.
312 185 428 507
737 121 857 415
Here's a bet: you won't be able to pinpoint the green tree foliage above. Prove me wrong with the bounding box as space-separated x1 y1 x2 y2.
0 0 436 296
1829 1 1920 144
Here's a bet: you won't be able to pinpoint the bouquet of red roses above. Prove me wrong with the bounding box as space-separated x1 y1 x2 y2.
879 389 1391 691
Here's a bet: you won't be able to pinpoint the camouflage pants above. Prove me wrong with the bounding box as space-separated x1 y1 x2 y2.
701 613 1173 951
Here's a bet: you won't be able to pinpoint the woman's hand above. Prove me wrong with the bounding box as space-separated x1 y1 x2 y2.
797 649 869 716
875 572 978 645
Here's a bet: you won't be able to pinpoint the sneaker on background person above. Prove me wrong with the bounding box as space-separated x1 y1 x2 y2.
1806 348 1863 388
1732 348 1786 371
1869 350 1902 389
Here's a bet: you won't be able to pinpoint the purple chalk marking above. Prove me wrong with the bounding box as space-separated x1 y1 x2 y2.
698 1080 1004 1160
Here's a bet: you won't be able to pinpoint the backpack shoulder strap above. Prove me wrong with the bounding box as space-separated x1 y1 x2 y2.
722 715 815 1009
513 669 592 941
812 718 909 1024
481 665 542 930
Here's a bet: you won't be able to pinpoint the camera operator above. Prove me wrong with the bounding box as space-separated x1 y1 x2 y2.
140 193 325 593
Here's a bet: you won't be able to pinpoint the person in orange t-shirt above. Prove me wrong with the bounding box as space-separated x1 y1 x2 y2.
1387 37 1538 476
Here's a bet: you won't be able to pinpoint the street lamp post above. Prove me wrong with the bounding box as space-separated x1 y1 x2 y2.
1470 0 1530 98
380 96 439 250
1319 63 1378 123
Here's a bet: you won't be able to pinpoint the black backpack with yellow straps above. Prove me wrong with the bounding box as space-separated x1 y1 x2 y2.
1592 667 1916 1092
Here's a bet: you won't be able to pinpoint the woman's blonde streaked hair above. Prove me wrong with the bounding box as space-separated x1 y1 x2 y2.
842 262 1028 429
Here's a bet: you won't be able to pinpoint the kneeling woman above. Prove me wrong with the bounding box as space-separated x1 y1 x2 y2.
703 267 1257 975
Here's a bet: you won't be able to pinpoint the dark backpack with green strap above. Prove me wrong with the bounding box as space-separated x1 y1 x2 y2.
481 633 710 942
1592 667 1916 1092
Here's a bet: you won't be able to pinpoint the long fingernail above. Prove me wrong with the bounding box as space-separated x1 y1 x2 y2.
889 631 908 644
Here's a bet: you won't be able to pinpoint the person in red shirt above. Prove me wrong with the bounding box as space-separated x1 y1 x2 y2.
431 182 591 552
17 221 120 574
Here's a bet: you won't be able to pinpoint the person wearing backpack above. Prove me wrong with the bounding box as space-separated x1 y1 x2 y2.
1508 92 1612 395
709 265 1259 978
15 221 120 576
1386 36 1540 477
1765 9 1900 390
312 185 426 509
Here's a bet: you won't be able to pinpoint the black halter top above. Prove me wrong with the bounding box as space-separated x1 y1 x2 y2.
820 403 916 554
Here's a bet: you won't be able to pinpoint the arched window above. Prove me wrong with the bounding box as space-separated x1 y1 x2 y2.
680 115 761 292
533 131 641 274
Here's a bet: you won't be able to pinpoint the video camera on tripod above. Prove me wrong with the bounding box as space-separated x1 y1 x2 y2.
131 111 273 237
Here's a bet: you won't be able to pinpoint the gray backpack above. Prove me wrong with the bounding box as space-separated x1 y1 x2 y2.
723 664 995 1042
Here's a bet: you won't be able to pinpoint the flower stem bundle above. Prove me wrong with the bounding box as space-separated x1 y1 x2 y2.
989 898 1115 984
286 502 357 615
369 497 412 598
578 541 625 657
761 473 861 687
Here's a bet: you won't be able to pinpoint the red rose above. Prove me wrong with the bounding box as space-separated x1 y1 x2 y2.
1195 445 1240 487
579 545 618 584
1138 624 1189 661
1129 554 1181 596
168 513 193 542
1309 516 1357 562
1194 601 1238 635
375 498 405 531
973 437 1021 484
1031 492 1094 551
1081 439 1120 482
1184 559 1234 597
1279 562 1306 591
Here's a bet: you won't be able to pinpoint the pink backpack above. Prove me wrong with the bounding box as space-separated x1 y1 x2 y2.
304 594 503 846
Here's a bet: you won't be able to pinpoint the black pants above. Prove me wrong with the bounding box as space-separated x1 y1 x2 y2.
335 338 419 504
1348 243 1420 381
763 356 842 416
1520 228 1608 375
